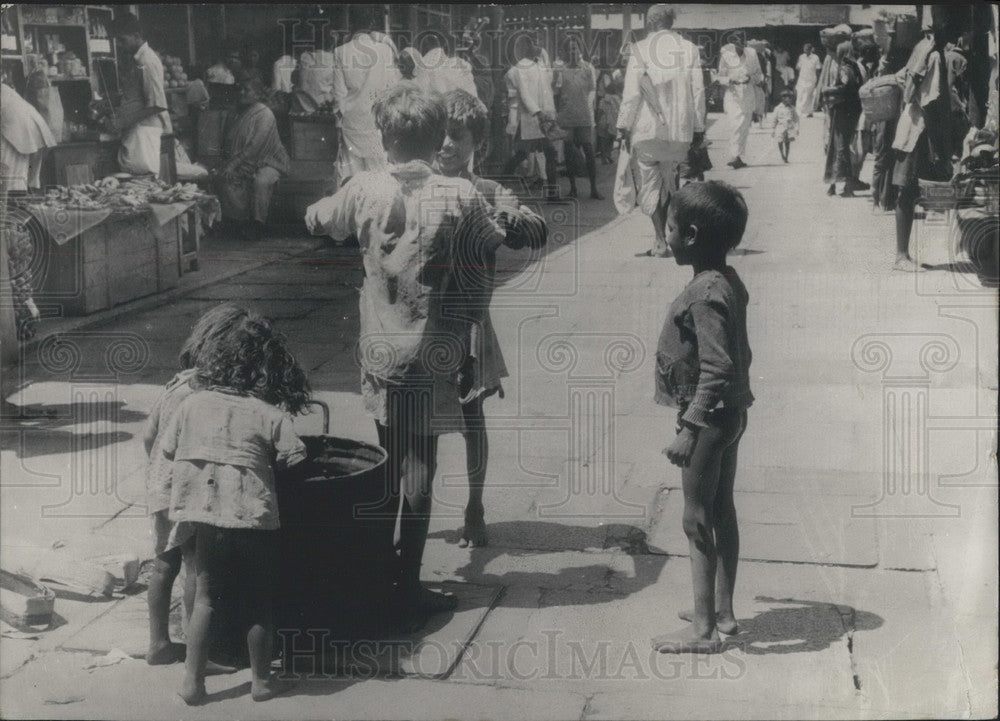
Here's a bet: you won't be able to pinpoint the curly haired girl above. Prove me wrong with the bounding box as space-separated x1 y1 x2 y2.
159 306 309 704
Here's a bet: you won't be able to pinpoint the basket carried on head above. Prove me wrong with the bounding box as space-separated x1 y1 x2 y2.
859 75 902 123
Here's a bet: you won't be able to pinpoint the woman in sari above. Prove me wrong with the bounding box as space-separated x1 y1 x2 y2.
822 42 864 197
216 76 290 240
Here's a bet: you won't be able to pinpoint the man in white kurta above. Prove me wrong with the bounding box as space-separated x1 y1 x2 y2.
111 14 171 176
718 39 762 168
332 30 400 181
503 40 558 196
795 43 823 117
616 4 705 256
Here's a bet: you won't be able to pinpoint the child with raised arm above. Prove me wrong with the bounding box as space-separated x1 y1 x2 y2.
305 83 507 627
143 304 248 673
162 307 309 704
651 181 754 654
437 89 547 548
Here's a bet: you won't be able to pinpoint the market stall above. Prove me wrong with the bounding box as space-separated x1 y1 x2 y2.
12 177 219 315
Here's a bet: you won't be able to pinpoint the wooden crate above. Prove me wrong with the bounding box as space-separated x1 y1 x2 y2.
38 212 183 316
289 116 339 161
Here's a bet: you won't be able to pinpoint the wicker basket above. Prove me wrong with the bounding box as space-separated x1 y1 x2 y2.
859 76 902 123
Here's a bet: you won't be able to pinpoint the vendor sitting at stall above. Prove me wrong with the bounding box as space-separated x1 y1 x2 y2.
111 13 171 177
1 81 56 193
215 75 290 240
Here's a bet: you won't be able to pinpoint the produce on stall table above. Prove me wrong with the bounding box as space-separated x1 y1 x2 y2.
32 177 207 211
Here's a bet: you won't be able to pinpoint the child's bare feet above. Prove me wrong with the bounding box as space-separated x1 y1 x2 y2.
677 609 739 635
147 641 186 665
251 675 296 702
651 624 723 654
459 508 488 548
178 678 207 706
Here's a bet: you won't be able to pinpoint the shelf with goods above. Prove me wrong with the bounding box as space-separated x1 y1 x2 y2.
5 6 117 91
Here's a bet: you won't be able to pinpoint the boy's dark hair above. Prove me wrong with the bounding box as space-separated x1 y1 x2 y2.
373 82 447 161
111 12 142 39
671 181 748 251
780 88 795 100
443 89 489 146
195 309 310 414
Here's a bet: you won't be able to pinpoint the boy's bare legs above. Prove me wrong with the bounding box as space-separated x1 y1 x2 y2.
654 409 743 653
147 545 185 664
179 527 212 705
399 428 456 614
653 439 723 652
894 184 924 271
711 413 745 632
460 396 488 548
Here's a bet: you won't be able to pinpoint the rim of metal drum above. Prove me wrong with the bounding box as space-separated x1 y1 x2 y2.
296 435 388 483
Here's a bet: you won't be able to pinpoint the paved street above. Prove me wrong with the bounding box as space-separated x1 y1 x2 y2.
1 113 996 720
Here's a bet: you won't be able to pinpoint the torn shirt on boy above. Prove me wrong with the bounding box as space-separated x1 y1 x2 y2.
305 160 505 388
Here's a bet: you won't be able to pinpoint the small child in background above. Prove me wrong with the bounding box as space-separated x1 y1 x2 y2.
161 307 310 704
143 304 248 672
772 89 799 163
652 181 753 654
596 78 622 164
305 82 506 627
437 89 547 548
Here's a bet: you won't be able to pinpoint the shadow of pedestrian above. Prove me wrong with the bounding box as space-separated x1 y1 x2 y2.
0 399 141 457
725 596 883 655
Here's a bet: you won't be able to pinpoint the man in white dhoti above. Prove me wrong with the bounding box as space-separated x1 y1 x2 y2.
718 38 762 169
331 10 400 182
112 13 171 176
616 4 705 256
795 43 823 117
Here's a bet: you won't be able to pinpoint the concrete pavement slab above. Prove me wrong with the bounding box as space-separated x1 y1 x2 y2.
583 691 874 720
649 489 878 567
64 580 502 681
0 650 589 720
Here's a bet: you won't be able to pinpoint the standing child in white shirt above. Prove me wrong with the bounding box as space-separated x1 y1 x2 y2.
772 89 800 163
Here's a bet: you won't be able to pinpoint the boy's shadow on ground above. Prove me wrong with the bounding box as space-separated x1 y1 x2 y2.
429 520 666 607
726 596 883 655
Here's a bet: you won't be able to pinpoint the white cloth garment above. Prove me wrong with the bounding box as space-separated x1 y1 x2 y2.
616 28 705 162
332 32 400 173
296 49 335 111
718 44 762 160
119 124 162 176
505 58 556 141
415 47 478 98
272 55 296 93
795 52 822 115
0 83 56 191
